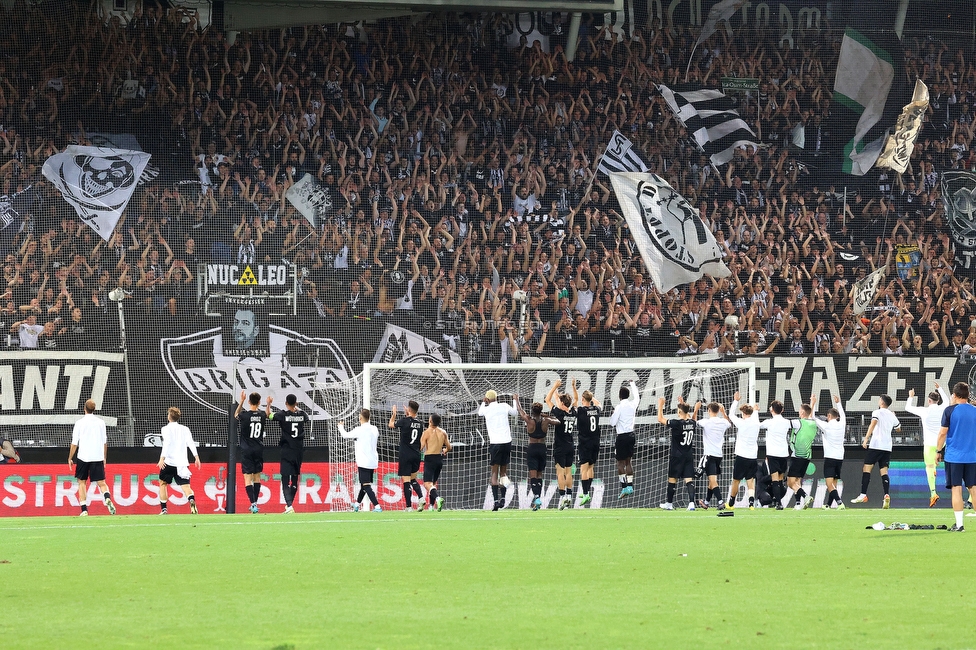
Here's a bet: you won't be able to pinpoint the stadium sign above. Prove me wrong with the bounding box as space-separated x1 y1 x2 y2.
721 77 759 92
206 264 289 286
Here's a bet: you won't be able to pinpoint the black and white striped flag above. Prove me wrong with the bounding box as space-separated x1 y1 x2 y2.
597 130 648 175
658 84 757 167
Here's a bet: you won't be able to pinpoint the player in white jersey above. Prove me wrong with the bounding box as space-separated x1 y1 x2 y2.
852 394 901 508
697 402 731 509
609 381 641 499
905 383 949 507
339 408 382 512
68 399 117 516
726 392 761 510
759 400 791 510
479 390 518 510
156 407 202 514
814 396 847 510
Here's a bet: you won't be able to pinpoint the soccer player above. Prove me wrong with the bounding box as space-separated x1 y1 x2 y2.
156 406 201 514
235 390 268 514
67 399 116 516
759 400 791 510
815 396 847 510
726 392 761 510
788 397 818 510
478 389 517 511
268 394 310 514
851 394 901 508
572 380 602 507
657 396 700 511
609 380 641 499
515 396 549 511
0 436 20 463
905 383 949 507
697 402 730 509
419 413 451 511
389 401 425 511
937 382 976 532
546 380 575 510
339 408 382 512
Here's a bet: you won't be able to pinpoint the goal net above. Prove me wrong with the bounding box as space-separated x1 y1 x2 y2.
321 361 756 511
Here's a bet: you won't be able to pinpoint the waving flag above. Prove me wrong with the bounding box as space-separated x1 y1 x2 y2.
852 267 886 315
658 84 757 167
597 130 648 175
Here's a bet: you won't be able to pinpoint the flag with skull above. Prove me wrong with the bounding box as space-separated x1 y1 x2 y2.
941 171 976 274
42 146 151 241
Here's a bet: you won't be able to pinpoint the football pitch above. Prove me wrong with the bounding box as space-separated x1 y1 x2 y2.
0 509 973 650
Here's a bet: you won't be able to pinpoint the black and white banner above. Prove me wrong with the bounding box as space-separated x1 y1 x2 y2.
284 173 332 227
876 79 928 173
941 171 976 272
658 84 758 167
597 130 648 176
608 172 730 291
42 146 151 241
851 267 885 315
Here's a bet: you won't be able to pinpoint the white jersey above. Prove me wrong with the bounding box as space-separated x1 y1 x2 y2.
160 421 198 470
905 388 949 448
869 408 901 451
759 414 791 457
815 401 846 460
698 416 730 457
71 413 107 462
478 401 517 444
728 401 760 459
339 422 379 469
609 382 641 434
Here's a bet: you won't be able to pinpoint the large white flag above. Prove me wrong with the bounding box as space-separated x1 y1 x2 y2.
851 267 886 315
658 84 758 167
608 172 729 292
694 0 744 48
876 79 929 173
597 130 648 175
42 146 150 241
284 173 332 227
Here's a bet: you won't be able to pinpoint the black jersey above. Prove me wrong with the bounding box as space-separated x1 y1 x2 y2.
271 408 310 458
395 416 424 459
575 405 601 443
551 406 573 448
238 409 267 451
667 418 696 456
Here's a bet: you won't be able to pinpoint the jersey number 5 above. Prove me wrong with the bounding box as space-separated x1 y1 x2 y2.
290 423 300 438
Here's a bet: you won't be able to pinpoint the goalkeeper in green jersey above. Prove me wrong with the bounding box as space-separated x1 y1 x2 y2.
788 396 818 510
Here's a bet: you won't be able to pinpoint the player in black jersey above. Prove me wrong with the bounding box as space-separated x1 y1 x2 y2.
389 400 425 510
267 393 310 514
546 380 576 510
657 396 702 511
515 395 550 511
571 380 602 506
235 391 269 514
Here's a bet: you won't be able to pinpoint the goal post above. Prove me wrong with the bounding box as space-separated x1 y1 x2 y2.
331 360 756 511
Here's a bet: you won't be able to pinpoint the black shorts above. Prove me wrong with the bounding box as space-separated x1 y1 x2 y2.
577 439 599 465
74 460 105 482
705 455 722 477
158 464 190 486
398 455 421 477
423 454 444 484
526 442 547 473
614 433 635 461
668 453 695 480
358 467 375 485
788 457 812 478
553 444 575 469
823 458 843 480
489 442 512 467
945 462 976 489
863 449 892 469
732 456 758 481
766 456 789 476
240 448 264 474
280 456 302 478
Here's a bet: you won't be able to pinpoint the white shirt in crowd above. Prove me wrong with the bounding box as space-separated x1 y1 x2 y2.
698 415 730 458
904 387 949 448
71 412 107 462
160 421 198 470
478 400 517 444
728 400 760 460
339 421 379 469
759 414 792 457
18 323 44 349
815 401 846 461
869 408 901 451
609 381 640 434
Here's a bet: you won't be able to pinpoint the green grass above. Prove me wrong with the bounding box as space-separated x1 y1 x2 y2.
0 508 974 649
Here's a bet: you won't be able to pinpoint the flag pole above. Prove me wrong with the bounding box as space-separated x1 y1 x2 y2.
842 186 847 228
569 142 607 231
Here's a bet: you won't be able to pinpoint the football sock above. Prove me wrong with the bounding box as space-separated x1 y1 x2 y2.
796 488 806 500
491 484 500 501
666 483 676 504
927 465 937 493
81 504 88 512
188 494 195 503
403 482 412 507
582 479 592 495
245 484 255 504
881 474 890 496
363 484 378 506
829 489 839 506
103 493 111 503
159 501 167 512
728 494 735 507
776 481 786 503
861 472 871 494
532 478 542 498
253 483 262 503
956 511 964 528
558 488 565 498
429 487 438 504
356 487 365 503
686 482 696 502
411 479 424 498
748 495 755 507
619 474 627 487
626 474 634 488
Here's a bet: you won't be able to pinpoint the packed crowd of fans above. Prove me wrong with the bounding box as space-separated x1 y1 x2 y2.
0 2 973 359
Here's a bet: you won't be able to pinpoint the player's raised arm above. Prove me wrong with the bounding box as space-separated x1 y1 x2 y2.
571 380 580 408
234 390 246 417
513 393 531 425
905 388 924 417
657 397 668 425
338 421 356 438
545 379 561 409
264 395 274 418
628 380 640 405
935 382 949 404
834 395 846 427
388 404 398 429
